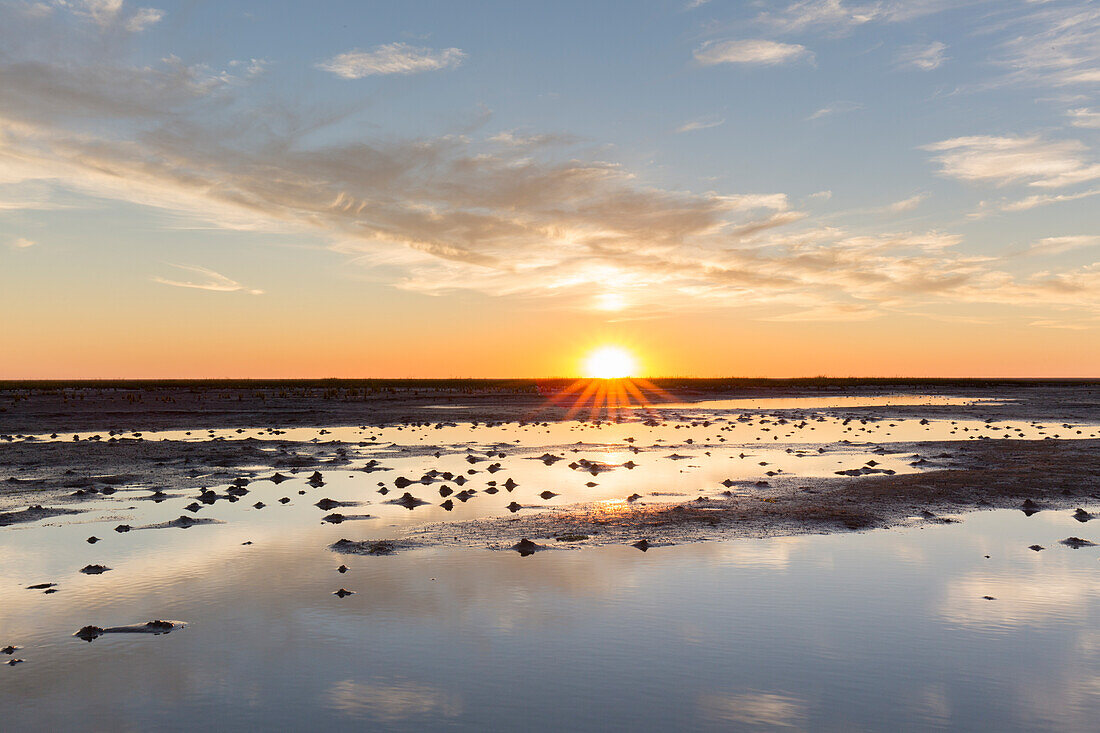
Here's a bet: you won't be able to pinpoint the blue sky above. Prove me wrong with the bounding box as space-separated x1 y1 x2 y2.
2 0 1099 377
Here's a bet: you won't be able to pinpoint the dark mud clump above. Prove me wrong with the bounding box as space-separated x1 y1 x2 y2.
322 513 373 524
74 620 186 642
511 538 544 556
330 538 418 555
315 498 360 510
388 492 428 509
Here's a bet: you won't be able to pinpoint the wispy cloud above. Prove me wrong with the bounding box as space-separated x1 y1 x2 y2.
60 0 163 32
1028 319 1093 331
1067 108 1100 129
153 264 263 294
922 135 1100 189
887 192 929 212
807 101 862 120
318 43 466 79
895 41 947 70
8 237 36 249
754 0 963 36
975 188 1100 216
694 39 812 66
6 5 1100 323
675 116 725 133
993 4 1100 87
1027 235 1100 256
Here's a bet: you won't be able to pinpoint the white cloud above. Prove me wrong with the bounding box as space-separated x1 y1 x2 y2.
6 9 1100 322
675 117 725 133
8 237 36 249
888 192 929 212
978 187 1100 214
1068 108 1100 129
694 39 811 66
124 5 161 31
152 264 263 294
895 41 947 70
922 135 1100 188
994 4 1100 87
60 0 163 32
807 101 862 120
1027 235 1100 256
755 0 960 35
318 43 466 78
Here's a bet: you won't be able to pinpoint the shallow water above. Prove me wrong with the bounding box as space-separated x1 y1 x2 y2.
5 401 1100 730
4 507 1100 731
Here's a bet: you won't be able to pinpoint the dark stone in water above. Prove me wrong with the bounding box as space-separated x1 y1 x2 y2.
1061 537 1097 548
632 539 652 552
512 538 541 556
114 525 131 533
80 564 111 575
539 491 558 500
1029 544 1044 551
391 492 427 509
86 536 100 544
334 588 355 598
1074 508 1094 523
337 565 348 574
506 502 522 513
74 620 183 642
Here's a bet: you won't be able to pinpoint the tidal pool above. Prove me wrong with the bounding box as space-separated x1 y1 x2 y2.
3 507 1100 731
4 399 1100 730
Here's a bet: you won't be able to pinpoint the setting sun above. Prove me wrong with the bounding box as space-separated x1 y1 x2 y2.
582 346 636 379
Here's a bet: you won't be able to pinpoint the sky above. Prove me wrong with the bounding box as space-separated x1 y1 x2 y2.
1 0 1099 378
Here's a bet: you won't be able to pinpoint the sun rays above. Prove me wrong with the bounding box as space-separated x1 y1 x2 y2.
529 347 675 420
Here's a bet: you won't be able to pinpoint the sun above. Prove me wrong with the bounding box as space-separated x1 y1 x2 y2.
583 346 636 379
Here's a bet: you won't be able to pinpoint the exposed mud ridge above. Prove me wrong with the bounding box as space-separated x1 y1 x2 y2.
3 379 1099 434
0 504 82 526
403 439 1100 548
